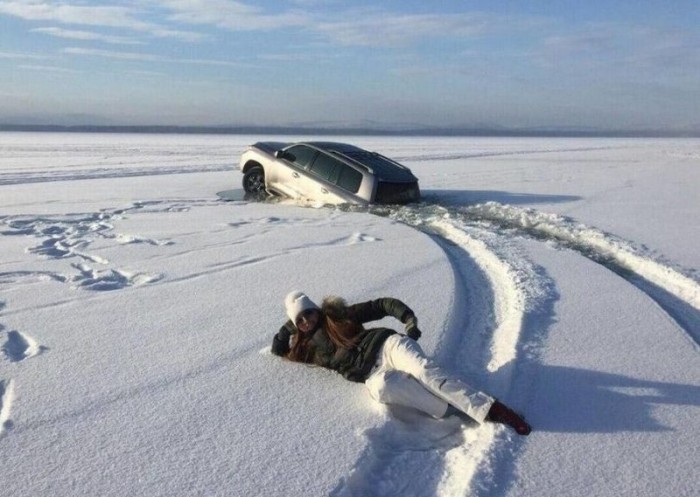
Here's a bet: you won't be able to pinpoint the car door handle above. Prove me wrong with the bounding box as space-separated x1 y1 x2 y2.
321 188 328 194
292 172 300 178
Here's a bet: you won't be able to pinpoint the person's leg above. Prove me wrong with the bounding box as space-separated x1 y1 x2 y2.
365 369 449 419
380 335 494 423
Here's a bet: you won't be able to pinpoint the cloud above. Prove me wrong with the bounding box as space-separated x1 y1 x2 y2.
537 22 700 75
157 0 308 31
0 1 205 41
31 27 144 45
19 64 82 73
315 12 490 47
63 47 160 62
0 1 141 27
2 1 529 49
62 47 243 68
155 2 496 46
0 50 47 60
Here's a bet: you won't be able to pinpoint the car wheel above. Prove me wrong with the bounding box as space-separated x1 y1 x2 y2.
242 166 265 193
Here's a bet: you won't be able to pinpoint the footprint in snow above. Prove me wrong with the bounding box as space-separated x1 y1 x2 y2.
346 233 380 244
111 233 174 246
263 217 282 223
71 263 163 291
2 329 47 362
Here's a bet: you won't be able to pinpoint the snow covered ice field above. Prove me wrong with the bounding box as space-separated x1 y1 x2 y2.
0 133 698 497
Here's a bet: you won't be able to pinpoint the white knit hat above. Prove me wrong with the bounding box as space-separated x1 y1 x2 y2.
284 291 319 322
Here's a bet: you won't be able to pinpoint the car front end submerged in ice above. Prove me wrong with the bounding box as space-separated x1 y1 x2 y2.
239 141 420 205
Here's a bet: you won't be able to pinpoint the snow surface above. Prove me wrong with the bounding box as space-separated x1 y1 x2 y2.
1 133 698 497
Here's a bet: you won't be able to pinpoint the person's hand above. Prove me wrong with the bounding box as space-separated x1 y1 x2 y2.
405 317 422 341
271 334 290 356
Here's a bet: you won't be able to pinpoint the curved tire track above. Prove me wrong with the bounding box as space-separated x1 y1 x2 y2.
356 201 700 346
450 202 700 347
331 203 549 497
334 198 699 496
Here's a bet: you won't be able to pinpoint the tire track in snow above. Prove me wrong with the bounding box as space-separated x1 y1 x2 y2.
449 202 700 347
331 203 547 497
0 379 15 439
0 163 231 186
355 200 700 346
329 228 501 497
425 226 525 497
0 321 47 441
332 198 699 495
424 219 554 497
392 145 624 164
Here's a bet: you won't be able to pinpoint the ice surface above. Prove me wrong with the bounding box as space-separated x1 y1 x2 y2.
1 133 698 497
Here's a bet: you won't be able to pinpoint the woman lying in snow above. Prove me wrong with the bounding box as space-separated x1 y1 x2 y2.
271 291 531 436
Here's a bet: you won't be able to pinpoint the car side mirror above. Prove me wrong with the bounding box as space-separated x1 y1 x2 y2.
275 150 290 160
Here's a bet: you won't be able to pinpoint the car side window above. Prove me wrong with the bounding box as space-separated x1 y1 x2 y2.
308 153 363 193
284 145 316 168
336 165 362 193
308 153 339 181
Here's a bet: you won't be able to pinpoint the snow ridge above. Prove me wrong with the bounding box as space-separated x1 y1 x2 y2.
331 202 548 497
392 145 622 164
0 164 231 186
452 202 700 346
429 220 526 382
334 197 699 495
350 200 700 345
0 379 15 438
415 214 546 496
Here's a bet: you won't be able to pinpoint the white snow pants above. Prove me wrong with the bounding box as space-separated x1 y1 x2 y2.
364 334 494 422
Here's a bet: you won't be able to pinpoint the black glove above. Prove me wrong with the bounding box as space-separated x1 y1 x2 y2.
404 316 422 341
271 334 290 356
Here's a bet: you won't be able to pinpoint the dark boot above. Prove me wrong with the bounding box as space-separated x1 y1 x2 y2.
486 401 531 436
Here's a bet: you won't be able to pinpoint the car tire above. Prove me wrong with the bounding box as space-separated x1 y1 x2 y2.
242 166 265 193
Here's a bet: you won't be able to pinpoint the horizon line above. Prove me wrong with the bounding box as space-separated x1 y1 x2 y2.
1 123 698 138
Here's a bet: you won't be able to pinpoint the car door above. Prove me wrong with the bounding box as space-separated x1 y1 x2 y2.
305 152 352 204
269 145 317 199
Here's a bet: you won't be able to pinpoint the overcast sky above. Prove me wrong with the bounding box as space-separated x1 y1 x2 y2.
1 1 699 131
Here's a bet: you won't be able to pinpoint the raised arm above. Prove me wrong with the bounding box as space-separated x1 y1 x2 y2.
271 320 296 356
349 298 422 340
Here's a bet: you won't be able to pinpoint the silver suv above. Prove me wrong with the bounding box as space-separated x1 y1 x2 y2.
239 141 420 205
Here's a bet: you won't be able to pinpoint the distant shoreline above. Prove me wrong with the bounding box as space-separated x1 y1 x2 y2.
1 124 697 138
